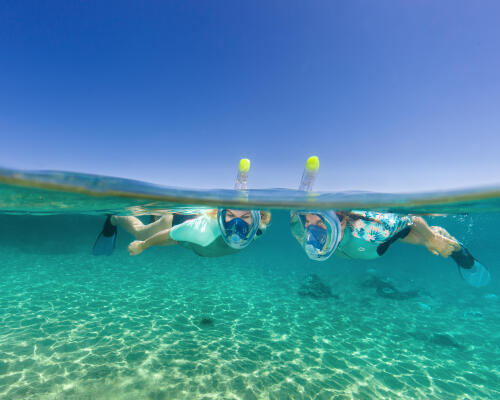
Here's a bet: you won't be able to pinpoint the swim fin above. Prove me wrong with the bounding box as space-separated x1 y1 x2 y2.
92 215 117 256
451 245 491 288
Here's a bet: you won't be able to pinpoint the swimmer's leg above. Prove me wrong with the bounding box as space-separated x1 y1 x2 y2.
128 228 176 256
111 215 173 241
401 217 460 258
401 217 490 287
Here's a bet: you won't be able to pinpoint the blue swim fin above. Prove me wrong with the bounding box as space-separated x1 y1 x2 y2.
451 245 491 288
92 215 117 256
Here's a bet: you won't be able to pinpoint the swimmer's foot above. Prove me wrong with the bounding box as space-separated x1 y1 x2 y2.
451 245 491 288
425 226 461 258
128 240 145 256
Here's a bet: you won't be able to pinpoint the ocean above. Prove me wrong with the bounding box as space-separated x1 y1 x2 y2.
0 168 499 399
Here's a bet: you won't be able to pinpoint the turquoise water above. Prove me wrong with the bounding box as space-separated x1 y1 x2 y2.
1 171 500 399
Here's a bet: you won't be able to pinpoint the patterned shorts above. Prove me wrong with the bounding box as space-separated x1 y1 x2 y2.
348 211 413 244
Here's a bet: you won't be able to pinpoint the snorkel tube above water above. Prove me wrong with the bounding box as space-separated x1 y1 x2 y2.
234 158 250 191
291 156 342 261
298 155 320 192
217 159 261 250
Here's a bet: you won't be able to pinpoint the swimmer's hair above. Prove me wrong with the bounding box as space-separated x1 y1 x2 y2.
260 211 272 225
209 209 271 225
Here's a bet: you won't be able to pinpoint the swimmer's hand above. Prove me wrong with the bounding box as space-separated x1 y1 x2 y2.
128 240 145 256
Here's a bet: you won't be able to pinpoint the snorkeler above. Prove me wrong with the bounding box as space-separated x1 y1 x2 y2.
290 156 491 288
93 159 271 257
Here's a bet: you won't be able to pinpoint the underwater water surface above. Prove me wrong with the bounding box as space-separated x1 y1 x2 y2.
0 170 499 399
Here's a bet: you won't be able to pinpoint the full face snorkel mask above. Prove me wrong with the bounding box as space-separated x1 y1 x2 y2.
290 156 343 261
217 209 261 249
291 211 342 261
217 159 263 250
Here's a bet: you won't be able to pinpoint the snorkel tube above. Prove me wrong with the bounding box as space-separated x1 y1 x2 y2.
234 158 250 191
299 155 320 192
291 156 342 261
217 159 261 250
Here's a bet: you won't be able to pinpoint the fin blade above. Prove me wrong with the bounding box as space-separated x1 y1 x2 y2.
92 216 117 256
92 233 116 256
459 262 491 288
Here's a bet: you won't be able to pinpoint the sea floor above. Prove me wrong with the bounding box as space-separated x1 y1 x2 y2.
1 242 499 399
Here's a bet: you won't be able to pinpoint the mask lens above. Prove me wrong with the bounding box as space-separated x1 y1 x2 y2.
306 225 327 250
225 218 250 240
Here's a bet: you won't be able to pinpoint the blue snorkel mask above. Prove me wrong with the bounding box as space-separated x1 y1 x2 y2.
217 209 261 250
291 211 342 261
291 156 342 261
217 159 264 249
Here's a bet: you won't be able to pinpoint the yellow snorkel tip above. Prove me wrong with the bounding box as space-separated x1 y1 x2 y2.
299 156 319 192
239 158 251 173
235 158 251 190
305 156 319 172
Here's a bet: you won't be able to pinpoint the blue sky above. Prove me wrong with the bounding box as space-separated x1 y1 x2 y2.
1 1 499 192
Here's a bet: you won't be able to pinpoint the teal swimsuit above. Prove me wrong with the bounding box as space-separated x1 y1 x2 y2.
168 212 240 257
169 213 220 247
336 212 413 259
179 237 239 257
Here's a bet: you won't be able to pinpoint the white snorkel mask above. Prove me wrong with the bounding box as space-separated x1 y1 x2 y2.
291 156 342 261
217 159 262 250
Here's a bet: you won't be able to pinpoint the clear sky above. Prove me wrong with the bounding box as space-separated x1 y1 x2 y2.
1 1 499 192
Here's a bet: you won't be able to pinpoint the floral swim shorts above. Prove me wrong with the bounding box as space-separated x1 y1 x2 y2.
348 211 413 244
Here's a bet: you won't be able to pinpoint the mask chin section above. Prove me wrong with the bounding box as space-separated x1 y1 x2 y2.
305 244 326 261
229 234 242 244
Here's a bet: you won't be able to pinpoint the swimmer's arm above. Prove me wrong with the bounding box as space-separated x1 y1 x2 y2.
128 228 177 256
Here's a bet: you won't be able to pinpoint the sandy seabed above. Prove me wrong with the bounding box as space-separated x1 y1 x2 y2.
0 244 499 400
